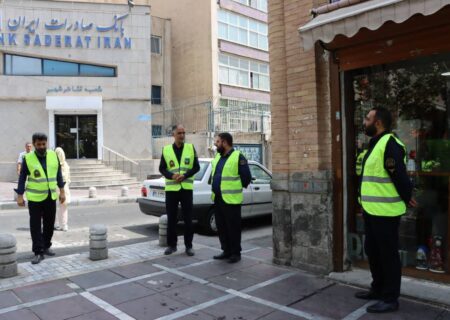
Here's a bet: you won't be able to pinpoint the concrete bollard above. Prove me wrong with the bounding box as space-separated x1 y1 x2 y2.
88 187 97 198
120 186 129 197
89 224 108 261
159 215 168 247
0 234 18 278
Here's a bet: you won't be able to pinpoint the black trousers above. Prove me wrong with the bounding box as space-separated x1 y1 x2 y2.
28 195 56 255
214 196 242 256
363 211 401 303
165 189 193 249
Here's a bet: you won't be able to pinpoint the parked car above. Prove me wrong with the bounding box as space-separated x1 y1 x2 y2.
138 158 272 233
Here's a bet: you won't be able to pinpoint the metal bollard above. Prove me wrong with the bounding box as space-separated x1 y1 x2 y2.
89 225 108 261
120 186 129 197
88 187 97 198
0 234 18 278
159 215 168 247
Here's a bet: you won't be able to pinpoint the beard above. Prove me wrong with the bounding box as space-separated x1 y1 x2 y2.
364 123 377 137
216 146 225 155
36 148 47 157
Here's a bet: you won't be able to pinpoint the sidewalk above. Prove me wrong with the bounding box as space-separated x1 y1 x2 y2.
0 182 141 210
0 235 448 320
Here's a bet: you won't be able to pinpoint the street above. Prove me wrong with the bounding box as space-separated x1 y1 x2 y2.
0 203 273 263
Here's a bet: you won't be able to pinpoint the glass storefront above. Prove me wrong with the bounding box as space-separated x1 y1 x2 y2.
346 53 450 279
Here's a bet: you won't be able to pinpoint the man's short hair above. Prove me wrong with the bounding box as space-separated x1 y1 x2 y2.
32 133 48 143
172 124 184 132
371 107 392 131
25 142 32 146
218 132 233 146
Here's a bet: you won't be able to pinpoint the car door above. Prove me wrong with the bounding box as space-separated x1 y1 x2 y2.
248 164 272 216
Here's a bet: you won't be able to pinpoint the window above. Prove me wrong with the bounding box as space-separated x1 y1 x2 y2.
4 54 116 77
232 0 267 12
218 53 270 91
152 86 162 104
152 125 162 137
217 9 268 51
195 161 210 181
151 36 161 54
249 165 271 184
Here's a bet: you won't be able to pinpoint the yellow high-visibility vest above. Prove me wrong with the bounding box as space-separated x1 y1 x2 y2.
25 151 58 202
162 143 195 191
211 150 243 205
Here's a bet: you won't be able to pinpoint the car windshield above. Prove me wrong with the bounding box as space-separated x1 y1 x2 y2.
195 161 210 181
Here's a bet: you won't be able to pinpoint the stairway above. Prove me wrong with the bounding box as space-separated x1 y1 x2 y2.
67 159 140 189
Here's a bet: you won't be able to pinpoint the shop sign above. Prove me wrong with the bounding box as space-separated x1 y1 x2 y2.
0 13 132 49
46 85 103 94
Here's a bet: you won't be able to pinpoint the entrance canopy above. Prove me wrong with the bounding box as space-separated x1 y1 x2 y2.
299 0 450 50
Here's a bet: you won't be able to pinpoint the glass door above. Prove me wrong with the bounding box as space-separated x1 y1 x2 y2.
55 115 98 159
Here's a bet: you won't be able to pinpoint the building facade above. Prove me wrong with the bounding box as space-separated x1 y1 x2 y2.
0 0 152 181
269 0 450 284
148 0 271 168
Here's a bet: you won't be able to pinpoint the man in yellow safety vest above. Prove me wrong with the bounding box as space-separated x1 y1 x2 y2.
159 125 199 256
16 133 66 264
355 107 416 313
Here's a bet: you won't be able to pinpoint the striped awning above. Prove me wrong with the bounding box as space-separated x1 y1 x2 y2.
299 0 450 50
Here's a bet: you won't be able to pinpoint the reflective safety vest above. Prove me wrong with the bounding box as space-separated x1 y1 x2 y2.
211 150 243 205
162 143 195 191
360 134 407 217
25 151 58 202
356 150 367 176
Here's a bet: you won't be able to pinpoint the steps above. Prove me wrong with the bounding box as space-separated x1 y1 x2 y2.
66 159 140 189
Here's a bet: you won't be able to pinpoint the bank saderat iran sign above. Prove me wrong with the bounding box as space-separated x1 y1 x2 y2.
0 12 132 49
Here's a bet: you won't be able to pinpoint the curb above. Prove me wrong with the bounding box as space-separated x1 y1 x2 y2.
0 197 137 211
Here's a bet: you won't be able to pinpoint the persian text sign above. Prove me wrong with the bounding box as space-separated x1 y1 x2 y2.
0 13 132 49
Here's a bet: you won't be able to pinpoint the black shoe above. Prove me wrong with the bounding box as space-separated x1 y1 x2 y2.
31 254 44 264
228 255 241 263
43 248 56 256
354 290 381 300
213 252 231 260
185 248 195 256
164 247 177 255
366 301 399 313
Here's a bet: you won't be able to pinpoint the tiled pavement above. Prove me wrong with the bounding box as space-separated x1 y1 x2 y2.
0 237 449 320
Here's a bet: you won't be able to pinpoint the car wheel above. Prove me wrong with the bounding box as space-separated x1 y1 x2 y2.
203 208 218 235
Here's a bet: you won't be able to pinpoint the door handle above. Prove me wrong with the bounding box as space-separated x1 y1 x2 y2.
254 187 260 191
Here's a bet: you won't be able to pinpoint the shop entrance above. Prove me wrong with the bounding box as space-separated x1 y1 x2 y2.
55 115 98 159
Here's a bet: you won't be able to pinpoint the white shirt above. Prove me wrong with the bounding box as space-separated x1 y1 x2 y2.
17 151 27 164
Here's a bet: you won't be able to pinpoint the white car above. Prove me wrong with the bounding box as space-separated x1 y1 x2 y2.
137 158 272 233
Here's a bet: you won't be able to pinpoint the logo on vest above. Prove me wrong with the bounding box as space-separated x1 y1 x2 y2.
169 160 175 168
184 158 190 165
34 169 41 178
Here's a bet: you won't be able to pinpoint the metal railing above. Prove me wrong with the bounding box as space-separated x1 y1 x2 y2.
101 146 141 179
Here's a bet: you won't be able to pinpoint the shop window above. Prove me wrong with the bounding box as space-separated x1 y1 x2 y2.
152 86 162 104
4 54 116 77
151 36 161 54
346 52 450 276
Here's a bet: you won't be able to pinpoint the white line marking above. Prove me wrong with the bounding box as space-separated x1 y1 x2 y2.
341 301 373 320
153 264 209 284
87 271 167 292
242 272 297 293
228 289 332 320
178 259 214 269
0 293 78 315
242 247 261 253
80 292 136 320
67 283 81 289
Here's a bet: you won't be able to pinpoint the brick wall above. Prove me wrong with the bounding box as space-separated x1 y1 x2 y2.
268 0 334 273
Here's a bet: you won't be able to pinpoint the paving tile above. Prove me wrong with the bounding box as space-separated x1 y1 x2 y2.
202 297 275 320
174 311 217 319
67 310 117 320
359 299 445 320
187 247 220 261
0 290 21 308
250 273 332 306
68 270 125 289
258 310 308 320
209 268 267 290
240 262 292 280
0 309 41 320
181 258 260 279
438 311 450 320
109 262 161 278
30 295 99 320
116 293 188 319
246 235 273 248
291 284 368 319
13 279 74 303
148 254 201 269
137 272 193 292
162 282 226 306
244 247 274 261
92 282 156 305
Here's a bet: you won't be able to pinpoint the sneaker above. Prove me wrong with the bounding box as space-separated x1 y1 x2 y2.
164 247 177 255
43 248 56 256
185 248 195 256
62 225 68 232
31 254 44 264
